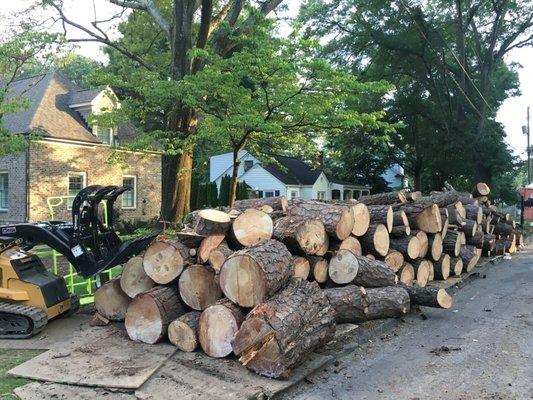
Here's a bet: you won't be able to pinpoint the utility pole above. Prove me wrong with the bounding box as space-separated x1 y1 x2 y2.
523 106 531 184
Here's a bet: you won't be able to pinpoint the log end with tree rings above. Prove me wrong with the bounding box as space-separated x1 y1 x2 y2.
292 256 310 279
337 236 362 256
168 311 201 352
94 279 131 321
351 203 370 236
415 204 442 233
231 208 273 247
328 249 360 284
178 265 223 310
143 239 189 284
199 302 243 358
120 256 155 298
336 207 356 240
398 263 415 286
436 289 453 309
194 209 232 236
296 219 327 255
414 230 429 258
473 182 490 197
383 250 404 272
407 236 421 259
370 224 390 257
412 260 430 287
307 256 329 283
429 233 443 261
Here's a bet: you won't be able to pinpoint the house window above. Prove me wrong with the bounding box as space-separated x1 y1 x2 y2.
0 173 8 211
94 125 113 145
290 190 298 200
244 160 253 172
68 172 86 208
264 190 280 198
317 191 326 200
122 176 137 209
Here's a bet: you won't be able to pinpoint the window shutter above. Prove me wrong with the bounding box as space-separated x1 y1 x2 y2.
258 190 263 198
275 190 280 196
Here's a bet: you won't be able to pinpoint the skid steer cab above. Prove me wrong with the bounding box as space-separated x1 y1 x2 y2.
0 185 160 338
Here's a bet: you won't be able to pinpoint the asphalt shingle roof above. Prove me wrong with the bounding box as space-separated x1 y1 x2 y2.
263 155 323 185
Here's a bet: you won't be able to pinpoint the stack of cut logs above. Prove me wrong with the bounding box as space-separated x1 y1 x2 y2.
93 182 523 379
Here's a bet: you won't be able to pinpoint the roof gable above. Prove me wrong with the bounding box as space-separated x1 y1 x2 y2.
263 155 322 185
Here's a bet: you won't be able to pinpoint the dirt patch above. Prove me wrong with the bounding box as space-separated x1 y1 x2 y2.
429 345 462 356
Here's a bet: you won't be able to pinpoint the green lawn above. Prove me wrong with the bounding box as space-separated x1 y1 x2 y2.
0 349 43 399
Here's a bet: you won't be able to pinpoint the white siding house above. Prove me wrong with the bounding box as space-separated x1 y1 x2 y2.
209 151 370 200
381 164 407 189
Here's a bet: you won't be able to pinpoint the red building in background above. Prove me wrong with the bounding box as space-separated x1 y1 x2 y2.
519 183 533 220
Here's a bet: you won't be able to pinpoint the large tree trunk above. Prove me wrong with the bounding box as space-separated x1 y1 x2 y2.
178 265 223 310
352 256 398 287
120 256 155 299
400 285 452 309
168 311 201 352
229 147 241 207
229 208 273 247
358 191 406 205
324 285 410 323
328 249 360 284
233 196 288 214
219 239 292 307
232 279 336 379
360 224 390 257
143 238 191 284
388 236 420 260
94 279 131 321
272 215 326 255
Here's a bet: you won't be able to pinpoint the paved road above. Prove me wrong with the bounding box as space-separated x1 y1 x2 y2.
281 248 533 400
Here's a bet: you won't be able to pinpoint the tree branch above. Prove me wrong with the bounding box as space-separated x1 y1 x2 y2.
108 0 171 36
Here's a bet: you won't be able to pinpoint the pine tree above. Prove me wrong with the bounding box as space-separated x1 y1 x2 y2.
207 181 218 207
219 175 231 206
197 183 207 209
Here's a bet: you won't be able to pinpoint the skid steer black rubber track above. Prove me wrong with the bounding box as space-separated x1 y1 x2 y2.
0 302 48 339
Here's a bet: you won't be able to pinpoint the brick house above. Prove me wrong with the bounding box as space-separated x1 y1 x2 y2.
0 72 162 224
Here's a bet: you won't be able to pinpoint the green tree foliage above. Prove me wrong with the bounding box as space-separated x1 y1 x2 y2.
300 0 533 199
218 175 231 207
236 180 250 200
206 181 219 207
53 54 103 88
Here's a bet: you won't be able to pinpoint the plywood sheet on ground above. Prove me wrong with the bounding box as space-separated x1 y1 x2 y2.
14 382 135 400
135 351 333 400
8 325 176 389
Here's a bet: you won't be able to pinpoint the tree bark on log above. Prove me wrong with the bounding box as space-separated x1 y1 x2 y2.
383 250 404 272
193 209 231 236
390 225 411 237
232 196 288 214
197 234 226 264
143 239 191 284
168 311 201 352
230 208 273 248
426 260 435 281
448 257 463 276
427 233 443 261
460 245 480 272
178 265 223 310
125 286 185 344
357 191 407 205
466 229 484 249
411 259 430 287
465 204 483 224
324 285 410 323
272 215 326 255
442 231 462 257
412 230 428 258
208 241 233 273
400 285 453 309
433 254 450 280
288 200 354 240
493 222 513 237
120 256 155 298
352 256 398 287
328 249 360 285
306 256 329 283
388 236 420 260
232 279 336 379
482 234 496 256
368 205 394 233
292 256 310 279
398 263 415 286
405 191 421 201
419 191 459 207
396 203 442 233
199 299 245 358
472 182 490 197
219 239 292 307
360 224 390 257
459 219 478 238
94 279 131 321
393 210 409 227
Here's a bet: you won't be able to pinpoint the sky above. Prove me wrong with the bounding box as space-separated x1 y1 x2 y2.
1 0 531 160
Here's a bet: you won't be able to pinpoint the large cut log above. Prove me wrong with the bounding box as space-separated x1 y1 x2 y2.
292 256 310 279
352 256 398 287
143 239 191 284
433 254 450 280
427 233 443 261
199 299 245 358
120 256 155 298
401 285 453 309
232 196 288 214
198 234 225 264
459 219 478 238
328 249 360 285
368 205 394 233
493 222 513 237
230 208 273 247
194 209 231 236
306 256 329 283
482 234 496 256
288 199 354 240
360 223 390 257
405 191 421 201
358 191 407 205
398 263 415 286
176 230 205 248
125 286 185 344
472 182 490 197
350 203 371 237
324 285 410 323
441 217 449 239
178 265 222 310
460 245 480 272
388 236 420 260
272 215 326 255
426 260 435 281
466 229 484 249
232 279 335 379
383 250 404 272
390 225 411 237
411 259 431 287
442 230 462 257
397 203 442 233
94 279 131 321
393 210 409 228
449 257 463 276
168 311 201 352
208 241 233 273
419 191 460 207
219 239 292 307
413 230 429 258
329 236 362 256
465 204 483 224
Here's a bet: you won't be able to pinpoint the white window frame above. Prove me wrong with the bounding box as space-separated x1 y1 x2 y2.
93 125 114 145
0 172 8 212
317 191 326 200
290 190 298 200
67 172 87 209
122 175 137 209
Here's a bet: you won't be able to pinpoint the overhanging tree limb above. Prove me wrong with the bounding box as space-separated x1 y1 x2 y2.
108 0 171 36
